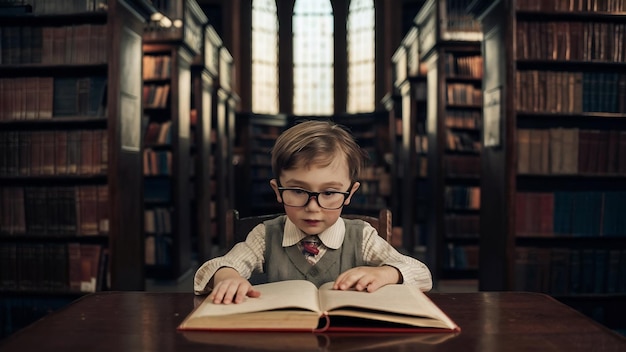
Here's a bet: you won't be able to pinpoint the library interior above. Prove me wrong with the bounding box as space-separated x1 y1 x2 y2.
1 0 625 346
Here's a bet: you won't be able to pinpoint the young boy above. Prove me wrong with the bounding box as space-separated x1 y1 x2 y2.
194 120 432 303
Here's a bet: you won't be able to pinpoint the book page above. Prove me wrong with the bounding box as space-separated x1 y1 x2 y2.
192 280 322 317
318 282 457 330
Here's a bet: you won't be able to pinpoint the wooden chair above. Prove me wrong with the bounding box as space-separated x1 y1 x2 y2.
225 208 393 247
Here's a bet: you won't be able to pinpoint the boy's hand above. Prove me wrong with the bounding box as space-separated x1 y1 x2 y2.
208 267 261 304
333 266 402 292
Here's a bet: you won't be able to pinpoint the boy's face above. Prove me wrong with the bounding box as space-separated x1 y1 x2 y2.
270 156 360 235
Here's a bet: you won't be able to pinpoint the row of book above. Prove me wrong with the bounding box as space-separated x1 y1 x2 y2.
443 0 481 33
444 53 483 78
445 109 481 130
0 25 108 65
0 185 108 236
143 55 172 80
143 149 172 176
0 76 107 121
515 247 626 295
517 128 626 175
444 186 480 210
145 234 172 266
414 135 427 154
446 83 482 105
516 191 626 237
0 129 108 177
144 121 172 145
444 154 480 178
0 242 105 293
516 21 625 63
444 243 478 270
144 207 172 236
445 214 480 238
515 71 626 113
446 130 481 152
516 0 625 12
143 84 170 109
350 177 390 209
144 178 171 203
143 207 176 268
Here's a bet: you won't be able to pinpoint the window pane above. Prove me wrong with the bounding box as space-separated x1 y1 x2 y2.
347 0 375 113
252 0 279 114
293 0 334 115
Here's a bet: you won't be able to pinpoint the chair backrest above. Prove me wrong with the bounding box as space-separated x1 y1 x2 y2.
226 208 393 247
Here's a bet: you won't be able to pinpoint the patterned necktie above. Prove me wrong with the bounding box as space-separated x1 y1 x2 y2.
301 236 321 264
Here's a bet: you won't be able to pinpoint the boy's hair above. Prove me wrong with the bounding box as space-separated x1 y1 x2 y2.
271 120 369 181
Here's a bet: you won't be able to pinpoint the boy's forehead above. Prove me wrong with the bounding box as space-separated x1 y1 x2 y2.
294 154 350 171
281 158 352 184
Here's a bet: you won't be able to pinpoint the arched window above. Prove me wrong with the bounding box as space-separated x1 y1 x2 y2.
292 0 334 115
347 0 375 113
252 0 279 114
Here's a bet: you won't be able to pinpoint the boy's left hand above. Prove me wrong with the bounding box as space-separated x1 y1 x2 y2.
333 266 402 292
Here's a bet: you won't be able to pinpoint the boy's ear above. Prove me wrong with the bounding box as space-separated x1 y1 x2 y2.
344 181 360 205
269 179 283 203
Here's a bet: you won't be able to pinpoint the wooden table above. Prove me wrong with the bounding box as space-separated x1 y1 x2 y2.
1 291 624 351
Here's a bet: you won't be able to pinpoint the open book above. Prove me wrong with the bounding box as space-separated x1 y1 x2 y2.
177 280 460 333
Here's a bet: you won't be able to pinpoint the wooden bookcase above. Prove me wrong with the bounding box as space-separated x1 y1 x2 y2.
189 23 221 263
142 0 206 280
235 113 289 219
413 0 483 284
469 0 626 331
0 0 154 338
387 26 430 255
213 45 238 254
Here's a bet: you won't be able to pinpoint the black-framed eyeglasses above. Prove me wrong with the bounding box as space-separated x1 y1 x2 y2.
277 183 354 210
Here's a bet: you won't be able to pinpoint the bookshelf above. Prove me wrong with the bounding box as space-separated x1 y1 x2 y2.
469 0 626 332
0 0 154 339
189 23 221 263
387 25 430 255
381 90 403 248
413 0 483 284
235 113 289 219
142 0 206 280
213 45 238 254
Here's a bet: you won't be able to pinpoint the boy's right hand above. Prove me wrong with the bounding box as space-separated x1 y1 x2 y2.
208 267 261 304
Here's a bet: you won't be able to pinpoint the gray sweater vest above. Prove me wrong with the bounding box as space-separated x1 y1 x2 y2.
263 216 366 287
